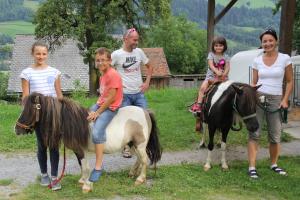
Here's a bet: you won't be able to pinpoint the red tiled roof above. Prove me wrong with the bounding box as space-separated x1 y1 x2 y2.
142 48 171 77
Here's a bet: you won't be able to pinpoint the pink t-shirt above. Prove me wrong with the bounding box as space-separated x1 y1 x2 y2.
97 67 123 111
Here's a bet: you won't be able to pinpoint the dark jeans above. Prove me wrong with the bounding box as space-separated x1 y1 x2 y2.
35 126 59 177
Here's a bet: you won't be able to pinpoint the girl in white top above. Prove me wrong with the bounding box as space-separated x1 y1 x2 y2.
248 28 293 179
20 41 63 190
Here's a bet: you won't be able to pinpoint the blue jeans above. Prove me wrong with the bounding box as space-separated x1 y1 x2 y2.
121 92 147 108
90 104 117 144
35 125 59 177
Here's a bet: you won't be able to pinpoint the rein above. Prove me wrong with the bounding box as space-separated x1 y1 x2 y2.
48 146 66 189
233 93 256 120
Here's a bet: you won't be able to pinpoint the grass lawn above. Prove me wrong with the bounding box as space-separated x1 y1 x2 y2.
0 20 35 37
15 156 300 200
217 0 275 8
0 88 293 152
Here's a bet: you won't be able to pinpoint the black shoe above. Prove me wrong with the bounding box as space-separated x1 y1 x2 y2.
248 169 259 179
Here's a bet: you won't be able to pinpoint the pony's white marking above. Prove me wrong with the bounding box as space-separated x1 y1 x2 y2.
208 80 234 114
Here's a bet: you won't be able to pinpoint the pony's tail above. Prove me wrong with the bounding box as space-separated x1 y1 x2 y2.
146 111 162 166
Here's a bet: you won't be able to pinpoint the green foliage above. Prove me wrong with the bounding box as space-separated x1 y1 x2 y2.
145 15 207 74
71 79 88 99
0 33 13 45
0 0 34 22
0 71 9 99
0 44 12 59
293 0 300 53
17 157 300 200
0 179 13 186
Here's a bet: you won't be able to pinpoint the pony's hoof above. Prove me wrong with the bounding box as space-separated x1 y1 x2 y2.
204 164 211 171
128 174 135 178
222 166 229 171
134 179 145 186
82 181 93 193
78 178 85 185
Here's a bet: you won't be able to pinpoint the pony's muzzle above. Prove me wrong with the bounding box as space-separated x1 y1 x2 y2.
245 118 259 132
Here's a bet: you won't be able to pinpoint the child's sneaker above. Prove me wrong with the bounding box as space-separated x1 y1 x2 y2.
50 178 62 191
40 174 50 186
189 102 202 114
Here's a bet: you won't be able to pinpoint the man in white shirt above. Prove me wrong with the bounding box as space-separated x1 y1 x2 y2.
112 28 153 158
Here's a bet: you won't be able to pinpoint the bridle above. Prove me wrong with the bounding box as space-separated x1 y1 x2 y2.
16 96 41 132
232 90 256 120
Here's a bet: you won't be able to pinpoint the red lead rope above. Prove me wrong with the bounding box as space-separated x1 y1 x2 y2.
48 146 66 189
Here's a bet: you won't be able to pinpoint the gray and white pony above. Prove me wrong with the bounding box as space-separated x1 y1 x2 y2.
15 93 162 192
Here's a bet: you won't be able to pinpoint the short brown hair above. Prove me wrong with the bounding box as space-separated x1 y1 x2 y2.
211 36 227 53
31 41 48 54
95 47 111 59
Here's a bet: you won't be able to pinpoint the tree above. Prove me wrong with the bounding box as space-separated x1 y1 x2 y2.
292 0 300 53
34 0 170 95
274 0 299 54
145 15 207 74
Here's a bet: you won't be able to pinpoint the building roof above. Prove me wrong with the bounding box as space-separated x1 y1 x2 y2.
142 48 171 78
8 35 89 93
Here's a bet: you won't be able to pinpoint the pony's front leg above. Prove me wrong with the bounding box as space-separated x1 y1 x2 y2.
134 147 148 185
198 123 207 148
79 152 93 193
220 130 229 170
78 157 90 184
220 142 228 170
204 127 216 171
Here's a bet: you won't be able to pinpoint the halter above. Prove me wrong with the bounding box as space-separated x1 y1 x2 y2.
232 92 256 120
16 96 41 132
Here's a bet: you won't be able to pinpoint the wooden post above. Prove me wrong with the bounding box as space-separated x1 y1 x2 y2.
279 0 296 55
207 0 238 52
207 0 215 51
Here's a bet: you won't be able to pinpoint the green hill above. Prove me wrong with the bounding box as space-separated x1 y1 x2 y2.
0 20 35 38
217 0 276 8
23 0 40 12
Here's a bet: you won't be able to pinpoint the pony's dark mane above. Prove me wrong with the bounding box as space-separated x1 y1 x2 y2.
28 93 90 156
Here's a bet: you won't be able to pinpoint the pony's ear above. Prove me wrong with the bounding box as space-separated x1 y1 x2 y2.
252 84 262 91
232 84 243 95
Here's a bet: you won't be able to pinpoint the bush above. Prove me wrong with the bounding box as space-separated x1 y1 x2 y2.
71 79 88 99
0 71 9 99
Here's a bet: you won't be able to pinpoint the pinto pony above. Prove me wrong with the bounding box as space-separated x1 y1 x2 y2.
201 81 259 171
15 93 162 192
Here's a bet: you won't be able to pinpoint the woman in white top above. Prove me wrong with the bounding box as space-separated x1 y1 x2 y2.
248 28 293 178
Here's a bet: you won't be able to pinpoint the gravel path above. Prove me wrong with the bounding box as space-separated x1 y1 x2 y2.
1 121 300 199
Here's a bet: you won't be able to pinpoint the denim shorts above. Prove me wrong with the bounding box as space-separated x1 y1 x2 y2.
121 92 147 109
90 104 117 144
248 92 282 143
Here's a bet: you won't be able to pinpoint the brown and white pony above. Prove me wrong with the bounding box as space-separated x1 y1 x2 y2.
200 81 259 171
15 93 162 192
